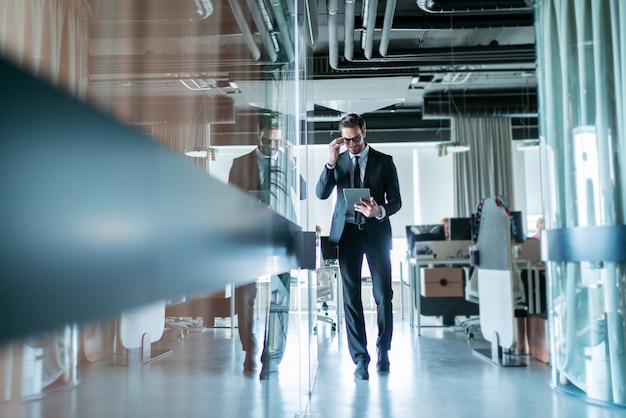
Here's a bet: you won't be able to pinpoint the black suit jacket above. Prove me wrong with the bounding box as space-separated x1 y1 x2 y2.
229 148 306 221
316 146 401 251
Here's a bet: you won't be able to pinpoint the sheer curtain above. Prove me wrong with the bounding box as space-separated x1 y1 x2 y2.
452 117 513 216
147 123 208 171
0 0 89 97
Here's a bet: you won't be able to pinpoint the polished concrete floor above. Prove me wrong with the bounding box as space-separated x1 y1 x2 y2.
1 310 625 418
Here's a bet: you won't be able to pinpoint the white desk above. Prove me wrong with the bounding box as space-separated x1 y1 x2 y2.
406 256 472 335
404 256 545 335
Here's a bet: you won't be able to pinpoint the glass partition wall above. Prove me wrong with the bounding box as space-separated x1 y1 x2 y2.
1 0 315 415
535 0 626 407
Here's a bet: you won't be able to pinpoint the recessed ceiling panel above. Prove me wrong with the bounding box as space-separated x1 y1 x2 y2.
310 77 412 115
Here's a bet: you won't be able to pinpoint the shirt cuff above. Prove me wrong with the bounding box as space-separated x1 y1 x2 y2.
376 206 386 220
325 163 335 169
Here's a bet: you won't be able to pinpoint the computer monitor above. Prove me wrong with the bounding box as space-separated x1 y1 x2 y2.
449 217 473 241
405 225 446 252
320 236 338 261
408 224 445 235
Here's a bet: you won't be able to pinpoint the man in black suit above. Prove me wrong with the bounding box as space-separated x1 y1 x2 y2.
316 113 402 380
228 112 306 380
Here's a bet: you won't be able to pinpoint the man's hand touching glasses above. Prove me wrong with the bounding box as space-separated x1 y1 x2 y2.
327 136 345 167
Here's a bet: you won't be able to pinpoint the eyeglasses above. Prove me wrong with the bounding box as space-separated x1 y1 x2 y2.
343 132 363 143
261 136 284 143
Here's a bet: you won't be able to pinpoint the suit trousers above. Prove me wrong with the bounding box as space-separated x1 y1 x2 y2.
235 282 257 354
260 272 291 370
339 223 394 364
235 273 291 370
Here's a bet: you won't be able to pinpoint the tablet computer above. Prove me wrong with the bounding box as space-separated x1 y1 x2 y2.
343 188 371 210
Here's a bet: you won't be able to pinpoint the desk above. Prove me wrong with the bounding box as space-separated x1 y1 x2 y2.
404 257 546 334
406 256 473 335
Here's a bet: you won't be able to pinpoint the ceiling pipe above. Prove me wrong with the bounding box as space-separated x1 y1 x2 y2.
415 0 532 15
378 0 396 57
269 0 295 62
228 0 261 61
327 0 340 69
322 44 535 71
245 0 278 62
363 0 378 60
344 0 356 60
304 0 319 47
326 1 534 71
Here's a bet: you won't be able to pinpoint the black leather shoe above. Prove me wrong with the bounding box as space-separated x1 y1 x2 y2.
259 358 279 380
259 368 278 380
354 360 369 380
376 349 390 372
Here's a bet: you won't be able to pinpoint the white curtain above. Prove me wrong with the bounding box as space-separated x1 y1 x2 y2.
0 0 90 97
453 117 514 216
147 123 209 170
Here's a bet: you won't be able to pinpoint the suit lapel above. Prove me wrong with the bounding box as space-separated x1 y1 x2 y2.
340 152 351 187
249 151 262 190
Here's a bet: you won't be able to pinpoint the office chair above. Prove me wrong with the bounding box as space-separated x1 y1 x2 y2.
314 236 340 333
314 267 337 333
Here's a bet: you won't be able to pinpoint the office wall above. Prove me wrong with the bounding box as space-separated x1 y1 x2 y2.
409 146 454 226
522 148 543 216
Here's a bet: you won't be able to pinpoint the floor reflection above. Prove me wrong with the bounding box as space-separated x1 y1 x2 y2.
2 313 626 417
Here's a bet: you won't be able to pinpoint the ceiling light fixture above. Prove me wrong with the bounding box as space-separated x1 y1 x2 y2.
447 142 471 153
438 141 470 155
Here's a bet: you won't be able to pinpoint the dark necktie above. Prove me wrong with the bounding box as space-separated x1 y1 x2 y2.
354 156 364 225
353 156 361 188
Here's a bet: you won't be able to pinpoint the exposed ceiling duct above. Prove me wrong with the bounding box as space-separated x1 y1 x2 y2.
228 0 262 60
422 89 538 118
88 0 295 68
378 0 397 57
343 0 356 60
267 0 295 62
416 0 532 15
83 0 540 144
363 0 378 59
245 0 278 62
325 0 535 71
